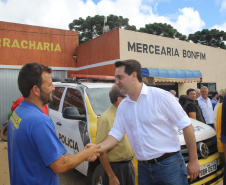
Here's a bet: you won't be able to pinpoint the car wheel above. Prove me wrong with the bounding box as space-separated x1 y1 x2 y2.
91 164 103 185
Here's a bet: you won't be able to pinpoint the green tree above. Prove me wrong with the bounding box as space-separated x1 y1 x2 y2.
138 23 187 40
69 15 137 44
188 29 226 49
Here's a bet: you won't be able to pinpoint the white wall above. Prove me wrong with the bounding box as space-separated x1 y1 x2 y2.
119 28 226 95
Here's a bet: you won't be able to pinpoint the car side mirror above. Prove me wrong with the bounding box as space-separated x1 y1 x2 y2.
63 107 87 121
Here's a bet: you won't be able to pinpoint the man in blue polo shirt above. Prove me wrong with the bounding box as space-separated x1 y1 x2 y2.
7 62 101 185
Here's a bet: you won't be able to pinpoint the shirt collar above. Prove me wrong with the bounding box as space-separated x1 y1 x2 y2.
199 95 209 102
140 83 148 95
212 98 218 102
187 98 195 103
21 100 43 112
111 104 117 111
126 83 148 102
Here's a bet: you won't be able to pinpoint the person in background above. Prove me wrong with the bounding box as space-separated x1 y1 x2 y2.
95 85 134 185
214 91 225 129
179 95 187 109
7 62 101 185
220 94 226 184
195 89 201 99
211 91 219 110
170 90 179 101
96 59 200 185
216 92 225 162
184 88 205 123
197 86 214 128
214 96 223 129
11 96 48 115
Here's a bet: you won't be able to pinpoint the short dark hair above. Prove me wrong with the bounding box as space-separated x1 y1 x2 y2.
115 59 142 82
219 95 224 103
186 88 195 95
109 85 126 104
179 95 187 108
18 62 52 97
212 91 218 98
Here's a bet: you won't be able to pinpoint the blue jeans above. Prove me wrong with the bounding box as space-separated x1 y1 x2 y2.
138 152 188 185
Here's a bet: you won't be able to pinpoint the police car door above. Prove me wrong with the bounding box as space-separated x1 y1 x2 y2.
48 86 66 136
58 87 87 174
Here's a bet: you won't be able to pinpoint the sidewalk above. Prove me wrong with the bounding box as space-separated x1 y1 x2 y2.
0 140 10 185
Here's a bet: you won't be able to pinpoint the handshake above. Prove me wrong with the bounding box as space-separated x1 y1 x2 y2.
84 143 102 161
83 135 118 161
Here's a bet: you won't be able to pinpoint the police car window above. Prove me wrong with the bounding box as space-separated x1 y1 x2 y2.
62 88 85 115
86 87 112 116
49 87 65 111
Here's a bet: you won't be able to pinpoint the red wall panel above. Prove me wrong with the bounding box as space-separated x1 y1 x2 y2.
67 63 116 77
70 28 120 76
0 21 78 67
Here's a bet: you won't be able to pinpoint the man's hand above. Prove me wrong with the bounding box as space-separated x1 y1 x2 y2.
109 175 120 185
49 143 101 174
183 124 200 182
187 159 200 182
84 143 101 161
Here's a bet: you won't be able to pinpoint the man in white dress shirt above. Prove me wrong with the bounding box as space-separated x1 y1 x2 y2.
97 59 200 185
195 89 201 99
197 86 214 129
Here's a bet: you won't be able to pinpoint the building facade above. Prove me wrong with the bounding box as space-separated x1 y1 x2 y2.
74 27 226 97
1 21 226 127
0 21 78 127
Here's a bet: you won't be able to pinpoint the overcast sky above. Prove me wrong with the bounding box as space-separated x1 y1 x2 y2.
0 0 226 36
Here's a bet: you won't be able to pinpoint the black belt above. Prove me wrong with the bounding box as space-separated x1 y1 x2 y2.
144 151 179 164
110 158 132 164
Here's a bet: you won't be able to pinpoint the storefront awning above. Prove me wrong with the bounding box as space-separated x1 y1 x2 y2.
142 68 202 83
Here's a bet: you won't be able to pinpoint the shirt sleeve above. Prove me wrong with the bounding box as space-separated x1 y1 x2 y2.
108 105 126 142
95 114 112 144
162 91 191 130
221 96 226 143
32 116 67 166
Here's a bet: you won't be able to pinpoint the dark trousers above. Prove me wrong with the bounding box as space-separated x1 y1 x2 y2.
101 160 135 185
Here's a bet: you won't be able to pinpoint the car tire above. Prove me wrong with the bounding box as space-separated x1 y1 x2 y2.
91 164 103 185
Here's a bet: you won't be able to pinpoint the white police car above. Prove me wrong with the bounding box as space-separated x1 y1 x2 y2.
48 74 223 185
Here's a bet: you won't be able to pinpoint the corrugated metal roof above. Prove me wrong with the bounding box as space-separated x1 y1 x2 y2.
0 69 21 128
0 69 67 129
